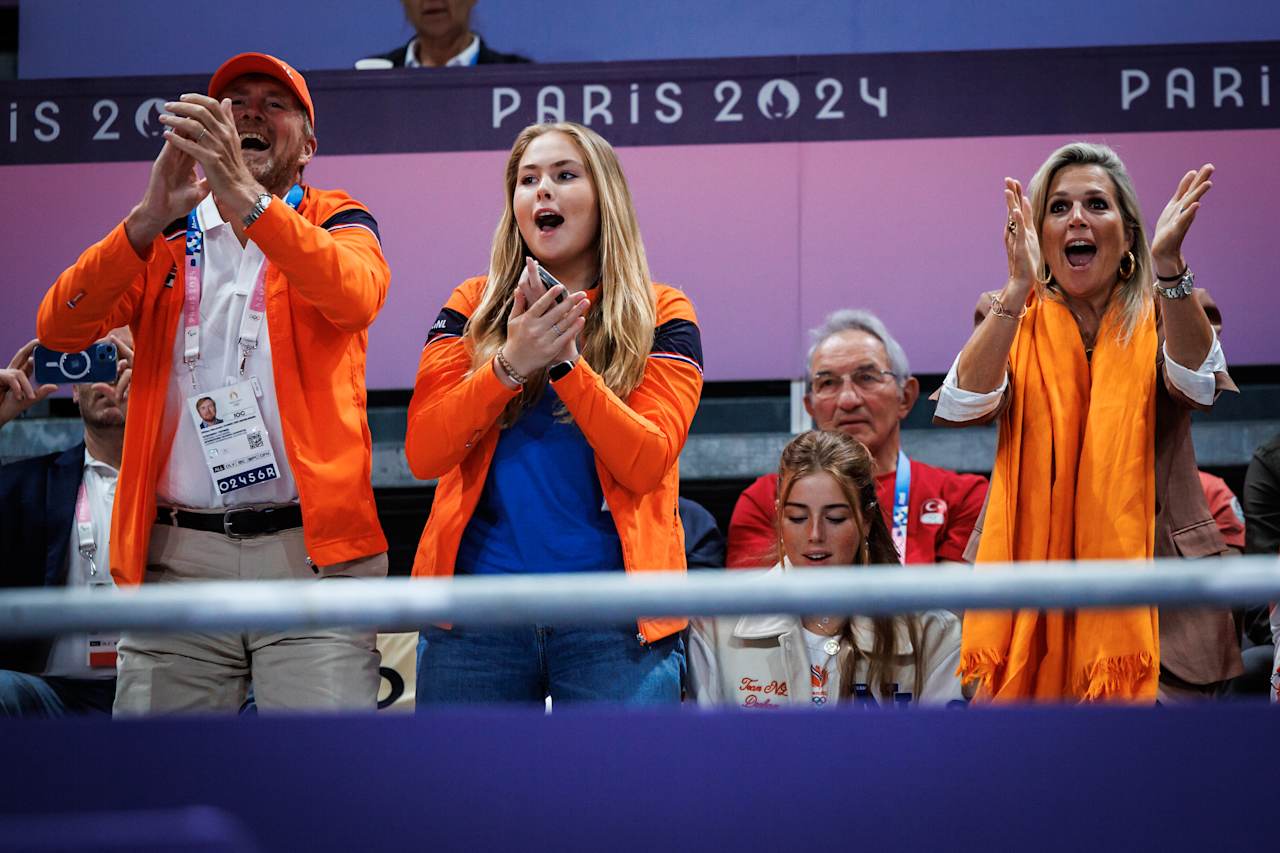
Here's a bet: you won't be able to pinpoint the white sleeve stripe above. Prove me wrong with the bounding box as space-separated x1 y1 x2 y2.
326 222 381 242
648 352 704 374
425 333 462 348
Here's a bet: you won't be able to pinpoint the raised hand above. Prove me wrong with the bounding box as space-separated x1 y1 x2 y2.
124 139 210 256
159 94 264 220
1003 177 1041 300
1151 164 1213 277
502 257 590 380
0 339 57 429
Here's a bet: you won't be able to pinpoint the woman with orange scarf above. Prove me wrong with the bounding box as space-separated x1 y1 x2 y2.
934 143 1237 702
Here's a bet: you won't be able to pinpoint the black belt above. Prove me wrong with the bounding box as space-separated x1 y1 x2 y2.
155 505 303 539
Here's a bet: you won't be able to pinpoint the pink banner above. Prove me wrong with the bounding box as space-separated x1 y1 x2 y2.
3 129 1276 387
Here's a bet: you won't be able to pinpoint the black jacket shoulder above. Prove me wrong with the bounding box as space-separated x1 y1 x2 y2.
477 39 531 65
0 441 85 673
0 442 84 588
362 36 531 68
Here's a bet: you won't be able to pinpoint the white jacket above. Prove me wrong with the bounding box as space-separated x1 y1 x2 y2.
687 566 965 708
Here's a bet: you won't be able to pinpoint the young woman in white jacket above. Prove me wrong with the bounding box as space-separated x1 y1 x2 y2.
688 430 965 708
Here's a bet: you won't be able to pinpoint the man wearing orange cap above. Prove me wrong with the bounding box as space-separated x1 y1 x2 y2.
37 53 392 715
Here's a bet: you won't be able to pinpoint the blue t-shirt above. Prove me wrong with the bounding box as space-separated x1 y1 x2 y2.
457 385 625 574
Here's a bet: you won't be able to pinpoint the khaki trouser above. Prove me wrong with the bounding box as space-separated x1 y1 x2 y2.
113 523 384 716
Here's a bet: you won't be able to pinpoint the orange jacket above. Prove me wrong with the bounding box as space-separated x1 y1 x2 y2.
37 187 390 585
406 276 704 643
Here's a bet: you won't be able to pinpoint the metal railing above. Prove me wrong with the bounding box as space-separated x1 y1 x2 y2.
0 556 1276 637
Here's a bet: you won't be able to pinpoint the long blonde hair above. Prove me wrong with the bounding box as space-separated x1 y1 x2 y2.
1027 141 1154 343
466 122 657 425
774 431 926 701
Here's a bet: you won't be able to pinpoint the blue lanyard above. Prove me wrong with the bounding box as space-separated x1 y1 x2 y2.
182 185 304 380
183 184 303 258
891 449 910 561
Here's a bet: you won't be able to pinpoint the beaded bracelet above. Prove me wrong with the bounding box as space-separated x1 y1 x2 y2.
495 348 527 386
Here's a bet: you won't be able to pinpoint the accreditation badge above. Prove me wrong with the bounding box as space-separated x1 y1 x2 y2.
187 380 281 495
86 634 118 669
86 574 118 669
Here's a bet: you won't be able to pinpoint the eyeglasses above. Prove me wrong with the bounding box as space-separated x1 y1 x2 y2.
809 369 898 399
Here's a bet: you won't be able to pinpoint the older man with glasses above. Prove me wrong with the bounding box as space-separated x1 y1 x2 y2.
726 309 988 568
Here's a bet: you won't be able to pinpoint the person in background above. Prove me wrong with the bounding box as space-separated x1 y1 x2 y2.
727 309 987 568
0 332 131 716
1242 433 1280 702
680 496 724 569
688 430 964 708
1194 468 1275 701
406 122 702 705
935 142 1235 702
1245 435 1280 557
36 53 391 715
357 0 529 69
1199 471 1245 555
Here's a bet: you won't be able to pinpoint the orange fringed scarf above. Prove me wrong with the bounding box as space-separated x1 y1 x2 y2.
960 292 1159 702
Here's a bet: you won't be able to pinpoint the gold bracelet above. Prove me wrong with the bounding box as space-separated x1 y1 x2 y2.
989 292 1027 320
495 348 527 386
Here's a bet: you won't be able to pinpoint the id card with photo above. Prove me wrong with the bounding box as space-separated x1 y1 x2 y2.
187 380 281 495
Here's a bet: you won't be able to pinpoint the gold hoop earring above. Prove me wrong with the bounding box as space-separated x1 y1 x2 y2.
1035 262 1053 286
1118 250 1136 282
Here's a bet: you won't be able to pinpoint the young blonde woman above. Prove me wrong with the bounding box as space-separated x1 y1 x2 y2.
405 122 703 705
688 430 965 708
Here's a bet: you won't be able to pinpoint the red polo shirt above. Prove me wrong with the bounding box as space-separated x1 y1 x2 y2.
1198 470 1245 551
726 459 988 568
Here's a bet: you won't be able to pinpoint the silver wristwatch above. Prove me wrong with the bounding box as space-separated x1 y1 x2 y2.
1154 268 1194 300
241 192 273 229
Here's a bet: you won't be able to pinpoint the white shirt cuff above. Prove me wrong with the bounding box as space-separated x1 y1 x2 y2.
1164 332 1226 406
935 352 1006 421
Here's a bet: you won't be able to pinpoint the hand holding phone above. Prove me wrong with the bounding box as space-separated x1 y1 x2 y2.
33 342 119 385
0 339 58 428
500 258 589 384
535 264 567 305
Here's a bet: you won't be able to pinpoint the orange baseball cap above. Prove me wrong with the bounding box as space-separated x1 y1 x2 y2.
208 52 315 127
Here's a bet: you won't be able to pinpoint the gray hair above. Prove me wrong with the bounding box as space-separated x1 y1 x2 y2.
806 309 910 384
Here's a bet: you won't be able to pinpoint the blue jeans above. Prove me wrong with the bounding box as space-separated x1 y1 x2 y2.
0 670 116 717
416 625 684 707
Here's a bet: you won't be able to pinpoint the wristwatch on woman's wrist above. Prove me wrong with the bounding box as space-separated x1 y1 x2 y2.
1154 267 1194 300
548 360 576 382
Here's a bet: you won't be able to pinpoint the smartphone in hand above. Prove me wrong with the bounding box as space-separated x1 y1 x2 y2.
535 264 567 305
33 343 118 385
